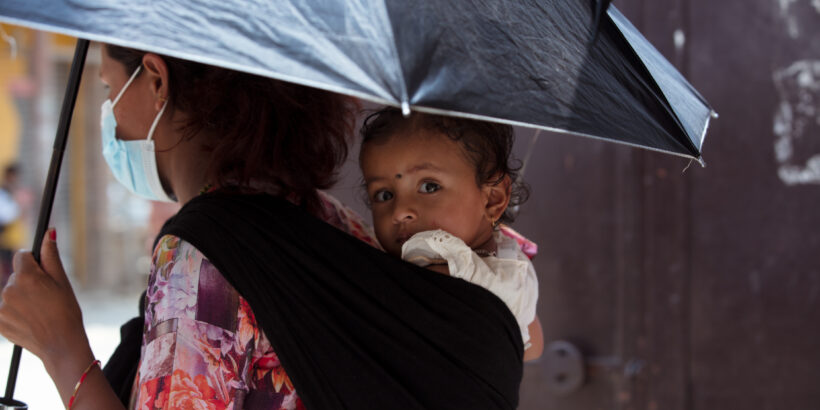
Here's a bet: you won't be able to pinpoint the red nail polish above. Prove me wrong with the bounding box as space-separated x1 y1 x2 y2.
49 229 56 241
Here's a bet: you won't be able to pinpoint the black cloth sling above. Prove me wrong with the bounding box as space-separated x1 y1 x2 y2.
105 192 523 409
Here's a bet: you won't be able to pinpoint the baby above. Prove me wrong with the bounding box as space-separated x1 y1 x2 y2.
359 108 543 360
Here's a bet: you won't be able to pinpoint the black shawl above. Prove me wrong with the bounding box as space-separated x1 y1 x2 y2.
105 192 522 409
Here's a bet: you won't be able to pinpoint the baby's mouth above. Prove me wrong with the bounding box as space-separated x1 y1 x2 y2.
395 231 414 245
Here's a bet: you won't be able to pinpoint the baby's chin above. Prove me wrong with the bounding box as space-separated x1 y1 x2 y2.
374 234 403 258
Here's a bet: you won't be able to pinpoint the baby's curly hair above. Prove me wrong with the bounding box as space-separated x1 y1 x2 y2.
360 107 529 223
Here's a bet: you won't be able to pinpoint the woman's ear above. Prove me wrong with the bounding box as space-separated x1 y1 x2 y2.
483 174 512 225
141 53 170 111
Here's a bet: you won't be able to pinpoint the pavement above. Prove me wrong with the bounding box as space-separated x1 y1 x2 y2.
0 288 143 408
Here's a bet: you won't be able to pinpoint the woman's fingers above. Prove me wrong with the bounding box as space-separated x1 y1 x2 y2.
8 253 50 299
0 271 40 350
39 229 68 285
0 229 87 362
7 230 68 290
0 299 29 345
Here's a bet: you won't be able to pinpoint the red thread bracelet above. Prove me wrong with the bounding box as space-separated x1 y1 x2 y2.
67 359 100 409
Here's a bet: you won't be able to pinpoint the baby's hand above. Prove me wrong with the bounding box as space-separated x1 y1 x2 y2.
401 229 460 268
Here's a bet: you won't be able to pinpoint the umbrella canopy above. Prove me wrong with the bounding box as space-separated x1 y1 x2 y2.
0 0 714 162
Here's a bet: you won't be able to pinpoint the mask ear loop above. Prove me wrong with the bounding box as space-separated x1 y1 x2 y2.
146 101 168 142
112 65 142 107
143 100 171 201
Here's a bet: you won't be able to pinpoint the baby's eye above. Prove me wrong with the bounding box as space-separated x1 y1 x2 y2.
373 190 394 202
418 181 441 194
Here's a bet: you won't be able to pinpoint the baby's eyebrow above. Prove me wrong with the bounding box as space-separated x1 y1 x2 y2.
364 162 443 185
364 176 386 185
406 162 443 173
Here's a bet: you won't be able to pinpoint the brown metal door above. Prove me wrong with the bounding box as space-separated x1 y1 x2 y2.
687 0 820 408
514 0 820 409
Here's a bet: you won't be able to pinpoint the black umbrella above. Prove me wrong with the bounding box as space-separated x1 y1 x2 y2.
0 0 714 160
0 0 715 407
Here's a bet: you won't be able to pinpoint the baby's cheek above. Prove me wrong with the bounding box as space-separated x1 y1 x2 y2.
373 224 389 247
417 217 438 232
427 219 453 236
372 219 394 251
370 209 387 231
428 217 474 245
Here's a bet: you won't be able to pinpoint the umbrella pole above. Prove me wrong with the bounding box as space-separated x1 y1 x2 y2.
1 38 89 407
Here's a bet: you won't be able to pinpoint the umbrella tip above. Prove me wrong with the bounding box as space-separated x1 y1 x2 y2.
401 102 411 117
710 110 719 119
682 157 706 173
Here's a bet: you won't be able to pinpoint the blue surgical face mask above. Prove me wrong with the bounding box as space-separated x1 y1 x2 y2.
100 66 174 202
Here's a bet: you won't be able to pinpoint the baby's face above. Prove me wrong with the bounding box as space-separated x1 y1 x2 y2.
361 129 494 257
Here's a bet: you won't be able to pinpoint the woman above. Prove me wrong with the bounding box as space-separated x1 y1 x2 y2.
0 44 523 410
0 43 362 409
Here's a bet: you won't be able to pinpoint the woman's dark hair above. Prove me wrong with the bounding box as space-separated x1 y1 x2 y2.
105 44 357 210
359 107 529 223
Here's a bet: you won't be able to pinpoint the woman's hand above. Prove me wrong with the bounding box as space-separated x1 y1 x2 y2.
0 230 124 409
0 229 94 378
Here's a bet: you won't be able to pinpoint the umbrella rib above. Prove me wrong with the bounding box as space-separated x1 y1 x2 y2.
376 0 409 113
409 105 705 165
607 6 709 154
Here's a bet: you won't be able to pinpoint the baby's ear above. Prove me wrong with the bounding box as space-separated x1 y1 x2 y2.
483 174 512 224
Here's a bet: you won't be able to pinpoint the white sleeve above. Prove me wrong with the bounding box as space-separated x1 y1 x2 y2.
401 230 538 347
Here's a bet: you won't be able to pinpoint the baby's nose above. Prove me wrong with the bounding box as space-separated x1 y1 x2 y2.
392 200 417 223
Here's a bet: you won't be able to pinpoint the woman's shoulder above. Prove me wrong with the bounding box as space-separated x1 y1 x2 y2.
139 234 280 409
147 234 244 327
316 191 381 248
151 234 196 268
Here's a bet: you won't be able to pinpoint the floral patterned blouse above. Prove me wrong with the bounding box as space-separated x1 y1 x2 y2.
131 192 379 410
